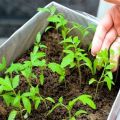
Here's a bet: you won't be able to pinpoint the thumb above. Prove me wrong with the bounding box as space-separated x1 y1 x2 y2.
110 37 120 72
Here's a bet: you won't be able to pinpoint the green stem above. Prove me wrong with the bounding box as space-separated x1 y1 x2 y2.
77 59 82 87
12 90 23 120
19 105 23 120
27 78 32 87
94 67 106 99
61 104 71 119
38 94 48 110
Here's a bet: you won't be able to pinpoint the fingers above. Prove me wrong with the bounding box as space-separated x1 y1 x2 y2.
91 10 113 56
110 37 120 72
101 27 117 50
111 5 120 35
105 0 120 4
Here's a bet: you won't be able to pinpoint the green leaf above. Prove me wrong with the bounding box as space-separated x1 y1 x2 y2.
0 57 6 71
68 101 75 110
48 63 65 76
22 97 31 114
39 44 47 49
104 76 114 91
75 110 87 117
35 97 41 109
78 94 96 109
61 52 74 68
8 110 17 120
59 75 65 83
105 64 114 70
12 75 20 89
23 61 32 68
13 94 21 107
46 97 55 103
32 59 46 67
58 97 63 103
33 46 39 53
0 76 13 91
47 103 60 116
45 26 54 32
21 68 32 79
73 36 80 46
6 63 23 74
60 37 72 44
82 56 93 74
39 73 44 85
36 32 41 43
3 94 14 106
106 71 113 79
47 15 60 23
30 52 46 62
89 78 97 85
93 59 97 74
70 117 76 120
22 92 32 97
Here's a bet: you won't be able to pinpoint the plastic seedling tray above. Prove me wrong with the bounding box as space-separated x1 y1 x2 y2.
0 2 119 120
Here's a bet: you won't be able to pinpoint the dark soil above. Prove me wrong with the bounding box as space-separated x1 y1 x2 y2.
0 28 119 120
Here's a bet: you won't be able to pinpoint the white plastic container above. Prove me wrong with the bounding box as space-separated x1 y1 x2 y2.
0 2 119 120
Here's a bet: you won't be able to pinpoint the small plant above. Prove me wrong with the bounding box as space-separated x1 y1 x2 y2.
47 94 96 120
60 36 93 86
89 49 115 99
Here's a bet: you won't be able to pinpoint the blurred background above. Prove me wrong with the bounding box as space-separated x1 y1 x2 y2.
0 0 113 38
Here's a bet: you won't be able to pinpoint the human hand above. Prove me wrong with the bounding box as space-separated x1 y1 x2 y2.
105 0 120 5
91 5 120 71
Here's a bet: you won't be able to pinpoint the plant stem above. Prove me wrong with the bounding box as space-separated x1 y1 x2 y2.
61 104 71 119
77 59 82 87
94 67 105 99
12 90 23 120
20 105 23 120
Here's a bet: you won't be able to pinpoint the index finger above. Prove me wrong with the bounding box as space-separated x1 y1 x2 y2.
91 10 113 56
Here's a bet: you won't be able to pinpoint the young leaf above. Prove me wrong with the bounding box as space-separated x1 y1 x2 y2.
68 101 75 110
13 94 21 107
89 78 97 85
12 75 20 89
6 63 23 74
35 97 41 109
8 110 17 120
47 15 60 23
48 63 65 76
36 32 41 43
3 94 14 106
61 52 74 68
104 76 114 91
0 76 13 91
75 110 87 117
39 73 44 85
46 97 55 103
21 68 32 79
106 71 113 80
59 75 65 83
58 97 63 103
78 95 96 109
22 97 31 114
33 46 39 53
70 117 76 120
45 26 54 32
